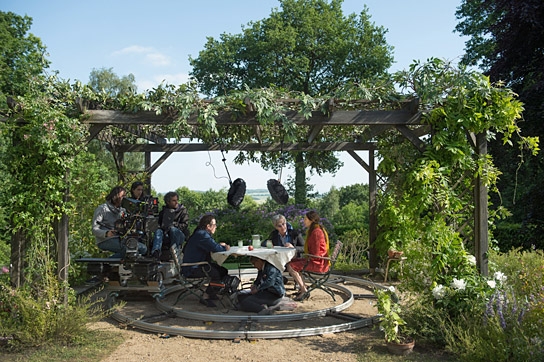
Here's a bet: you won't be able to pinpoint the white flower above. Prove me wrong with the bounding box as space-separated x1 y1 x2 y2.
432 284 446 300
466 255 476 265
494 271 507 283
387 286 396 293
487 280 496 289
530 337 542 345
451 278 466 291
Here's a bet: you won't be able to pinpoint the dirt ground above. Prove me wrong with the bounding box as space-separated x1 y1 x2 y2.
93 274 385 362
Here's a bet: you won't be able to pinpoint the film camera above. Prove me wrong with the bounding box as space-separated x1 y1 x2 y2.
114 196 159 261
79 196 178 291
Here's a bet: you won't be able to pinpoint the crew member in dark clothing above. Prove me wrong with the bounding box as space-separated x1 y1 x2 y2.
151 191 189 260
181 214 230 307
237 256 286 314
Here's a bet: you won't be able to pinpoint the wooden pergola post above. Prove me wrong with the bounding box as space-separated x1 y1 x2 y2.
474 133 489 275
368 148 378 270
10 229 24 287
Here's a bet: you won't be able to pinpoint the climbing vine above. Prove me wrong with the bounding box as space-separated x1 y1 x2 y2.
378 59 538 293
1 58 536 294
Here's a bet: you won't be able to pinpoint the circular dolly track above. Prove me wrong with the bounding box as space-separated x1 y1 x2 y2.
108 274 385 340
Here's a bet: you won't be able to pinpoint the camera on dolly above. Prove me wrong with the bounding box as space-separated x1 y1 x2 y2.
77 195 180 300
114 196 158 261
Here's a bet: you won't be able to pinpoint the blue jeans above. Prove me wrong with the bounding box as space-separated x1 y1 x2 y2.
98 237 147 258
152 227 185 253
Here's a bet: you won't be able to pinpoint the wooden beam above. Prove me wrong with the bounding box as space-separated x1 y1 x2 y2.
395 125 426 152
147 151 173 174
474 132 489 276
86 124 106 143
114 124 167 144
307 125 324 143
115 141 376 153
347 150 371 173
368 149 378 270
85 108 423 126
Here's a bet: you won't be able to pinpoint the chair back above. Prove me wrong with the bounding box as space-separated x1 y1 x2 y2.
330 241 343 268
299 240 343 302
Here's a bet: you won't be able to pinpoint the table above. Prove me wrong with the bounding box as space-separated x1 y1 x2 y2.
211 246 296 272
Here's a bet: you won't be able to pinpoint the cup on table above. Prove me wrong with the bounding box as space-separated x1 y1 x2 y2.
237 240 244 247
266 240 273 248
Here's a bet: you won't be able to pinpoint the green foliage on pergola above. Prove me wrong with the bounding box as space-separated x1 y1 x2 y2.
1 58 537 287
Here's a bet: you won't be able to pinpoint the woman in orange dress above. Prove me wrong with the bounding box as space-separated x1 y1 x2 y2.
286 210 330 301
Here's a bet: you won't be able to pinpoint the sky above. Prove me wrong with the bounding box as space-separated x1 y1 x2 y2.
2 0 468 194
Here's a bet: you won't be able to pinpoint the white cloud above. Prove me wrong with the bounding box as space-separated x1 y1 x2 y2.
145 53 171 67
112 45 171 67
112 45 154 55
137 73 190 92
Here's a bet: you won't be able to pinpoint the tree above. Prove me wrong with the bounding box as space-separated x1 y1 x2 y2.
88 67 137 96
190 0 393 204
0 10 50 269
338 183 369 208
316 186 340 221
455 0 544 245
0 11 49 104
86 68 144 183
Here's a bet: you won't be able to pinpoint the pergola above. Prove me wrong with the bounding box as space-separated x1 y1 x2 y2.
87 97 489 271
11 97 490 286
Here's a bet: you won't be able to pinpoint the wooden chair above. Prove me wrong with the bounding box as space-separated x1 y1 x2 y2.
300 241 343 301
384 255 407 282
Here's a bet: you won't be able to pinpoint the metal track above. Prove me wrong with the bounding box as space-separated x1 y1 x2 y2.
108 274 385 340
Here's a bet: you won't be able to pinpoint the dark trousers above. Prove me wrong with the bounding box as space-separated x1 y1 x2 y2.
237 290 282 313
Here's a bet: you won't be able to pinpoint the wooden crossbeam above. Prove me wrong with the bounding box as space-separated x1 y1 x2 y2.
114 141 376 153
84 108 423 126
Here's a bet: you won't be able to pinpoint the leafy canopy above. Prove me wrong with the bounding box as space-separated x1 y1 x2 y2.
0 11 49 103
455 0 544 237
189 0 394 203
190 0 393 97
88 67 137 97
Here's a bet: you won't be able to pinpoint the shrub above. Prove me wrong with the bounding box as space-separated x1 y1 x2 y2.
443 287 543 362
213 203 336 245
494 222 544 251
335 228 369 269
404 248 544 360
375 286 407 343
0 273 108 350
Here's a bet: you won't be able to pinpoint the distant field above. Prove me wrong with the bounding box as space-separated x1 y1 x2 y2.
157 189 272 203
245 189 270 203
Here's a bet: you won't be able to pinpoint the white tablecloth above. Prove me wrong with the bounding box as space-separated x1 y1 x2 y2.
211 246 296 271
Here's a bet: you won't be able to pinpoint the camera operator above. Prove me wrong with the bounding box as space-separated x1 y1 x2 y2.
92 186 148 258
150 191 189 261
130 181 146 201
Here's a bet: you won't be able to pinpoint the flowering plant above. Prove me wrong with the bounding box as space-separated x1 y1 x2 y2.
430 270 509 316
375 286 407 343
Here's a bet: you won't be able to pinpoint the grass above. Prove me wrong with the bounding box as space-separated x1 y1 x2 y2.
1 329 123 362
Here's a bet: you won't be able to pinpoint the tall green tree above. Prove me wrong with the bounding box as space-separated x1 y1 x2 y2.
86 68 144 183
88 67 137 96
455 0 544 245
189 0 393 204
0 11 49 104
0 11 49 264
